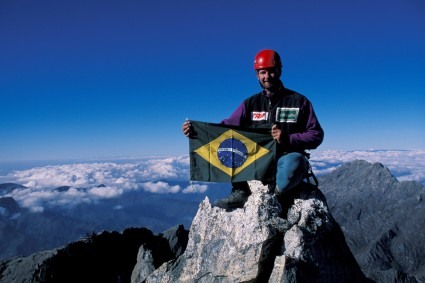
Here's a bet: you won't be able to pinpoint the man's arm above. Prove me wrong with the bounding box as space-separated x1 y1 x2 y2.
288 100 324 150
220 102 246 126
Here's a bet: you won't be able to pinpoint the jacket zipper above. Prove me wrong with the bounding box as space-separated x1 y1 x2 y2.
268 97 273 126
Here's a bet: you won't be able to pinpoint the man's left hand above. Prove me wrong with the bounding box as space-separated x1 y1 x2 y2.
271 124 282 143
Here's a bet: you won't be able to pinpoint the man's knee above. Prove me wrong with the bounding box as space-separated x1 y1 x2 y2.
276 153 308 193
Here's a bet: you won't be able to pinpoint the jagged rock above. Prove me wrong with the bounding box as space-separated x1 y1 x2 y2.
131 225 189 283
131 246 157 283
160 224 189 258
142 180 369 283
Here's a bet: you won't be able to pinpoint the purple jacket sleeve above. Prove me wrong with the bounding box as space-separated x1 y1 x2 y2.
220 102 246 126
288 99 324 150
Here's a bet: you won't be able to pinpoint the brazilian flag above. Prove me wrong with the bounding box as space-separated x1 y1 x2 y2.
189 120 276 183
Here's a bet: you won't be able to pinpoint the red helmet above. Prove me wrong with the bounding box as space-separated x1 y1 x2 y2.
253 49 282 70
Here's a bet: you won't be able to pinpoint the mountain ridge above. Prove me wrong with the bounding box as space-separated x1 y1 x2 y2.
318 159 425 282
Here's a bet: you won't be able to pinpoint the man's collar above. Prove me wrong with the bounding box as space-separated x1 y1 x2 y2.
262 81 285 97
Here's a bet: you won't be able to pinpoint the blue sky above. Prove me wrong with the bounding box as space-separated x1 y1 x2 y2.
1 0 424 162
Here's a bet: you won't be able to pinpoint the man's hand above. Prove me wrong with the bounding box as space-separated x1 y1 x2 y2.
271 124 282 143
182 120 192 137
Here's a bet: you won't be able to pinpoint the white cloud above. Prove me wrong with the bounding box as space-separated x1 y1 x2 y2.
182 182 208 193
0 151 423 212
89 186 123 198
0 156 190 211
141 181 181 194
2 156 189 190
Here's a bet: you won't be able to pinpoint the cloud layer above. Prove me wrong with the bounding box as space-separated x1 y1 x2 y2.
0 150 423 212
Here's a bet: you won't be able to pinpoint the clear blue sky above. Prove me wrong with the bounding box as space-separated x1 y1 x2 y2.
1 0 424 162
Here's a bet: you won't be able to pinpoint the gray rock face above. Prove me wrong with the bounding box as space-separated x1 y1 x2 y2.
0 250 57 283
319 160 425 283
131 225 189 283
131 246 157 283
141 180 369 283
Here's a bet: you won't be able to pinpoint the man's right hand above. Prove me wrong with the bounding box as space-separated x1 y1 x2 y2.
182 120 192 137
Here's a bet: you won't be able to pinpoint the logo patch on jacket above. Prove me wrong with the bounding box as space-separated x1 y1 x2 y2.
276 108 299 123
251 112 269 121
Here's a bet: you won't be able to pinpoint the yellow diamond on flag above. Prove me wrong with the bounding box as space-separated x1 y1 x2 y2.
194 129 270 177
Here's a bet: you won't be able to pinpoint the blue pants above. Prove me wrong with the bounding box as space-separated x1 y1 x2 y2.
276 152 309 193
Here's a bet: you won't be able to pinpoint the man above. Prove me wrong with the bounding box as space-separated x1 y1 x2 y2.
182 49 324 209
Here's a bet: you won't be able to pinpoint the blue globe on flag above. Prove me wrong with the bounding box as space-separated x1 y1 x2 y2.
217 138 248 168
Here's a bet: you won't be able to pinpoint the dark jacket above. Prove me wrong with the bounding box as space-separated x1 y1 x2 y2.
221 83 324 154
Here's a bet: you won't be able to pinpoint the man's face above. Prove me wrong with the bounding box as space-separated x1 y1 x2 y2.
256 68 281 91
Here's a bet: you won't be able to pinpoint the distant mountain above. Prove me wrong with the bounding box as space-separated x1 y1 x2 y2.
0 225 188 283
318 160 425 282
0 197 20 215
0 182 228 261
0 183 26 194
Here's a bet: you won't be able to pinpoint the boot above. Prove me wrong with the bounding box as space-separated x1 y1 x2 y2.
268 182 277 194
214 182 251 209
